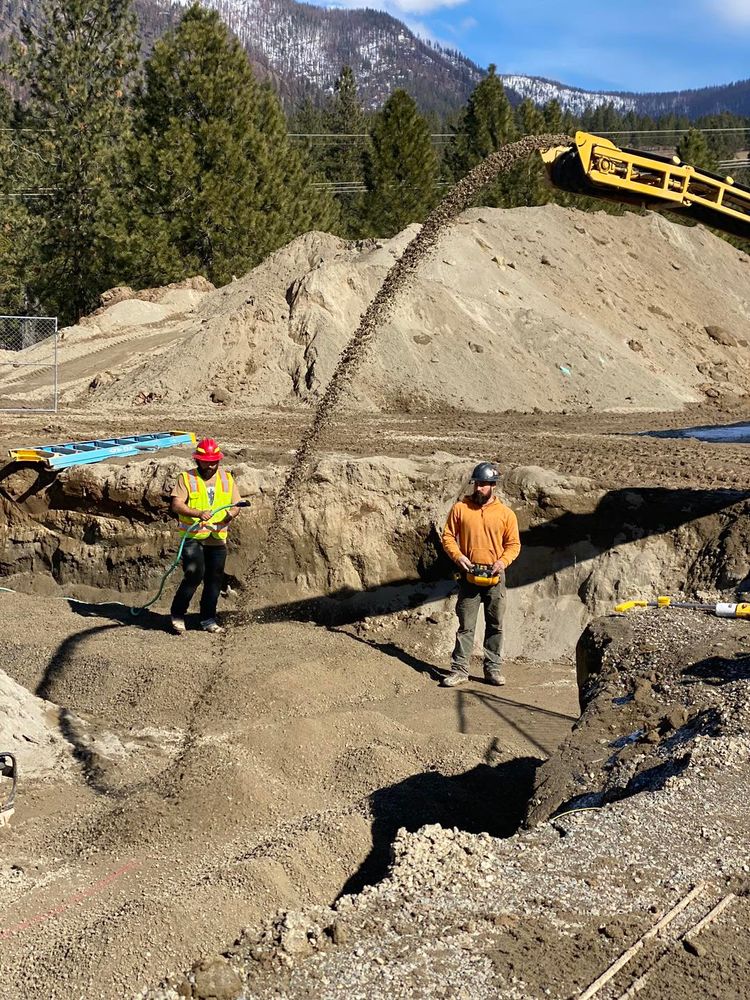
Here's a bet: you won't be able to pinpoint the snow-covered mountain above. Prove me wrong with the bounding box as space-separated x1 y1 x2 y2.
500 75 637 116
169 0 750 118
500 73 750 119
4 0 750 119
163 0 483 115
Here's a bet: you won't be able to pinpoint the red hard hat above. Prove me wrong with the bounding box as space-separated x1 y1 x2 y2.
193 437 223 462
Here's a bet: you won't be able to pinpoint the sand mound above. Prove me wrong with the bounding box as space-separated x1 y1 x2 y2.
75 206 750 414
0 669 70 780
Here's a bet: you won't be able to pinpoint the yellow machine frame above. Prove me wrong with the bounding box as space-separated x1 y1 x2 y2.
542 131 750 239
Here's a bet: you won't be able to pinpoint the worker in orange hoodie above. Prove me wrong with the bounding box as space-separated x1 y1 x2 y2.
441 462 521 688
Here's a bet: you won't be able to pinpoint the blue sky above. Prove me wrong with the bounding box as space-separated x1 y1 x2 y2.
322 0 750 92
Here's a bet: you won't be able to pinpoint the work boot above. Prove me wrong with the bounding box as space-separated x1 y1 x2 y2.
484 668 506 686
171 616 186 634
200 619 224 634
441 670 469 688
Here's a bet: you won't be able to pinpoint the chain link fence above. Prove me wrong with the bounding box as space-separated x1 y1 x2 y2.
0 315 58 412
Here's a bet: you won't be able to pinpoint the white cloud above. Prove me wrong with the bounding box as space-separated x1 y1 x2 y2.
325 0 468 15
710 0 750 23
403 17 438 40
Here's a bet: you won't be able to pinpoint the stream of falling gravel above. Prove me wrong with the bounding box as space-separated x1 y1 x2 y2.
238 134 571 616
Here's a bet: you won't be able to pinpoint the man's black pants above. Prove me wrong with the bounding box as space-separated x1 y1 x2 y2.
170 539 226 621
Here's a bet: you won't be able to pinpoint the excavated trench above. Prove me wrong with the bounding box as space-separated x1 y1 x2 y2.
3 453 750 786
3 450 749 634
4 132 750 997
2 450 750 998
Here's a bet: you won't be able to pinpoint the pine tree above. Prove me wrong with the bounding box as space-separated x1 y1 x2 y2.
676 128 720 172
448 65 516 181
288 97 326 177
322 66 368 237
326 67 367 179
10 0 138 323
515 98 545 138
127 4 338 287
0 87 34 313
448 65 517 207
543 98 564 134
361 88 439 238
497 96 551 209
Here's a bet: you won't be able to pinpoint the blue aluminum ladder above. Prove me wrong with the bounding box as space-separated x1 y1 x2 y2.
9 431 196 470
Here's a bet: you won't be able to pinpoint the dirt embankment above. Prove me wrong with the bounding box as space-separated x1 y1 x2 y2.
171 609 750 1000
2 449 750 662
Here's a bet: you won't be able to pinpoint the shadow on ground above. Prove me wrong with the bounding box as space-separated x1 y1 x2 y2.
338 756 542 898
35 606 172 796
683 652 750 686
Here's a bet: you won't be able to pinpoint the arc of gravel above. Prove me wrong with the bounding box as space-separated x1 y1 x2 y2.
238 133 571 614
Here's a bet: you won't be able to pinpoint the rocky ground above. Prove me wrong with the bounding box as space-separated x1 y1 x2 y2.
1 407 749 1000
157 609 750 1000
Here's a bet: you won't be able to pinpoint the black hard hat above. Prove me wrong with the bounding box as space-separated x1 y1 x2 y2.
471 462 499 484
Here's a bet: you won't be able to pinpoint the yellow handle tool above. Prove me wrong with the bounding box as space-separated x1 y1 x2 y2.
615 597 750 618
614 599 651 612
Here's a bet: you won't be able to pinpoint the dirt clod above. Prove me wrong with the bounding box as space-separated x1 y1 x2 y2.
706 325 737 347
191 958 243 1000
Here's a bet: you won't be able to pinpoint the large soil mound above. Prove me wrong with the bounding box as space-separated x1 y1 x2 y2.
9 206 749 413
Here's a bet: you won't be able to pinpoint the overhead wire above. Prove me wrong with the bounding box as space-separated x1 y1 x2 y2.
2 125 748 199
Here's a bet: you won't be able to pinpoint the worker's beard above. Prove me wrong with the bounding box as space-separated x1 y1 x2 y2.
473 489 492 506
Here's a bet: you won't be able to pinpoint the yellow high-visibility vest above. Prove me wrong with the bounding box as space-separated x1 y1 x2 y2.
177 468 234 542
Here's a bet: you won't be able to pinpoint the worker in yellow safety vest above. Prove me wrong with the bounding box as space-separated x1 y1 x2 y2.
169 437 243 634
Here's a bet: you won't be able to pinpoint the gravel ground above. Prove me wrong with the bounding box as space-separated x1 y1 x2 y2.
149 609 750 1000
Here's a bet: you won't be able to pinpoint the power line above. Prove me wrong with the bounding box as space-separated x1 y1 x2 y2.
3 126 750 141
600 126 750 135
288 132 455 139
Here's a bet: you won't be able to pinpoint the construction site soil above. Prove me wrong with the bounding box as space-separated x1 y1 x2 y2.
1 203 750 1000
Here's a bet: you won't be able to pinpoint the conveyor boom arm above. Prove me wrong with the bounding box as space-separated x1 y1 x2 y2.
541 131 750 239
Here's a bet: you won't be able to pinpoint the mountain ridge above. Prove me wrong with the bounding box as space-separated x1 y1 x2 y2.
3 0 750 119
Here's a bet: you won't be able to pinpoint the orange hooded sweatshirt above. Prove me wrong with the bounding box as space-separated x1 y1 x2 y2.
442 495 521 568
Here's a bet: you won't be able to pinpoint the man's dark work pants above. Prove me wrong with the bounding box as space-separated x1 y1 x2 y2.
170 539 227 620
451 574 506 676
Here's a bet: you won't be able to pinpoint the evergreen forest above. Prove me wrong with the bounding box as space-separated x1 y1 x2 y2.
2 0 749 324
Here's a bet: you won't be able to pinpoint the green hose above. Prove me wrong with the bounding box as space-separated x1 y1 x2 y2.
128 524 196 616
130 501 248 615
0 501 250 617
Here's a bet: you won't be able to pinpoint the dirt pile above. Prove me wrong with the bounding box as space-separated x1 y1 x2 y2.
10 206 743 414
0 670 71 780
169 609 750 1000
